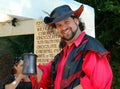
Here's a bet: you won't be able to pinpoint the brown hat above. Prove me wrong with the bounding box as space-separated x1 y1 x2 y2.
44 4 84 26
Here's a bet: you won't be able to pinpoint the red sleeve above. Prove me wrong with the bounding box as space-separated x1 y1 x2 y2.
38 61 54 89
30 61 54 89
30 75 38 89
81 51 113 89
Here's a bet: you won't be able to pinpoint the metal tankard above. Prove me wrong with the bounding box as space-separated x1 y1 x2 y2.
22 53 37 75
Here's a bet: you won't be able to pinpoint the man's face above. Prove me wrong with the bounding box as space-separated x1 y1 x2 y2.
55 17 79 41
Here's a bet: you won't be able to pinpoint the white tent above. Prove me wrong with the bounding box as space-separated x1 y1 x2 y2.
0 0 95 37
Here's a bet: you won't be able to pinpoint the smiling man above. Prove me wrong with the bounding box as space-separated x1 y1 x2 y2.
30 4 113 89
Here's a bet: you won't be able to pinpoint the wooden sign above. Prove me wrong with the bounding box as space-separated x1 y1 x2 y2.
34 20 61 65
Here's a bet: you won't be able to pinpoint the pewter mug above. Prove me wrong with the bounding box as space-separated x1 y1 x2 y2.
22 53 37 75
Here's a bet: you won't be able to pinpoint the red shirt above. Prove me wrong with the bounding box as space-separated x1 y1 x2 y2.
31 32 112 89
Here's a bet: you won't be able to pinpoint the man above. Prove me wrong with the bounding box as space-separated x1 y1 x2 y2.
31 4 112 89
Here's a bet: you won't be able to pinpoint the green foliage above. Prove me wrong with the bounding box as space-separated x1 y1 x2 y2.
0 35 34 57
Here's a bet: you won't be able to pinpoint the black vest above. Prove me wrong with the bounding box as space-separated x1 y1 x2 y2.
51 35 109 89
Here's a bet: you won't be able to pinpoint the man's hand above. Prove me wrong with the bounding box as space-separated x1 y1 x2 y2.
36 66 43 82
73 84 83 89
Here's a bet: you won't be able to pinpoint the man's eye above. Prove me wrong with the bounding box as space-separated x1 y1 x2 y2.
65 21 70 24
56 24 61 28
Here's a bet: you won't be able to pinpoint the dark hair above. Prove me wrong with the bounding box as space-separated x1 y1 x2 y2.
13 57 23 66
59 39 66 49
71 15 85 31
11 57 23 74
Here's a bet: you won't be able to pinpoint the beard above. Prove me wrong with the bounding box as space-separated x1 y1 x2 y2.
62 25 79 41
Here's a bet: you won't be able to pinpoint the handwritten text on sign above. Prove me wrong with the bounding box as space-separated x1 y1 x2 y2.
34 20 61 65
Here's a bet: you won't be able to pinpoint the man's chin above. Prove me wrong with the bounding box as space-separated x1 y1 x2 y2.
62 37 73 41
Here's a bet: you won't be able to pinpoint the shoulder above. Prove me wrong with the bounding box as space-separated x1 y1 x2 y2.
84 35 109 56
3 75 15 88
5 75 15 82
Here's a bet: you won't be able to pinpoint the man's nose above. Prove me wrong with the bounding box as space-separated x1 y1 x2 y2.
61 25 67 31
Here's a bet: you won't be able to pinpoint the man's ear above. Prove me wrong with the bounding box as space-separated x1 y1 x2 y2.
74 18 79 25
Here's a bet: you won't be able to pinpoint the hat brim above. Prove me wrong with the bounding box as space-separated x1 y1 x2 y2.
44 5 84 26
74 4 84 18
44 11 74 25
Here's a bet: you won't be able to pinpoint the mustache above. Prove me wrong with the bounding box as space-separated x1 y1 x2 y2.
62 25 79 41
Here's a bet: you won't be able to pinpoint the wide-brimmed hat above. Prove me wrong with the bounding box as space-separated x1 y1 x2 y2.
44 4 84 26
